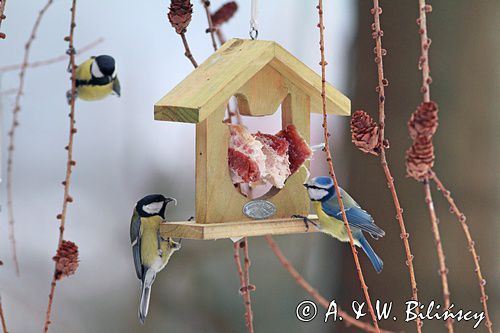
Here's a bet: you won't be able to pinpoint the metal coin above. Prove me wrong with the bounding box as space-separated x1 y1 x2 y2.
243 200 276 220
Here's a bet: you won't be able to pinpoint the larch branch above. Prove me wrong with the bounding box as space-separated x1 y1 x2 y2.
423 179 453 332
0 296 8 333
0 0 7 39
233 240 254 333
6 0 55 277
201 0 218 51
43 0 78 331
180 32 198 68
317 1 380 331
371 2 422 330
0 38 104 73
430 171 493 332
417 0 432 103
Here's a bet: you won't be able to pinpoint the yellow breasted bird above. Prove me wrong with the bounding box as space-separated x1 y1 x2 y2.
70 55 121 102
130 194 180 324
303 176 385 273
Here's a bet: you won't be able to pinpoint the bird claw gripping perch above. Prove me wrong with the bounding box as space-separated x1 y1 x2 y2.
172 239 182 249
66 89 77 105
291 214 318 231
66 47 76 72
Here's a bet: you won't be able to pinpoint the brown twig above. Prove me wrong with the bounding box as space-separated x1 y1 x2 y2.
430 171 493 332
188 7 235 126
413 3 493 331
215 29 226 46
180 32 198 68
264 236 396 333
201 7 241 137
423 179 453 332
43 0 78 331
317 1 379 331
201 0 218 51
417 0 432 103
242 239 254 332
233 240 254 333
0 296 8 333
370 2 423 331
6 0 55 277
201 0 239 124
0 0 7 39
168 0 198 67
0 38 104 73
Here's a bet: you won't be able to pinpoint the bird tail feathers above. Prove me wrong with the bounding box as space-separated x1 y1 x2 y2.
359 236 383 273
138 269 156 324
139 283 151 324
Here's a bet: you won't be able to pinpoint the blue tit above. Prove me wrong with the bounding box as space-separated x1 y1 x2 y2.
130 194 180 324
304 176 385 273
71 55 120 102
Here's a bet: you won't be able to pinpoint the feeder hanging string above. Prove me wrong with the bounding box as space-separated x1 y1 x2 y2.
250 0 258 39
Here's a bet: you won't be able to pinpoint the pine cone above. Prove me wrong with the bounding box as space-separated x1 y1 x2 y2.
350 110 380 155
211 2 238 27
408 101 438 140
168 0 193 34
406 135 434 180
53 240 79 280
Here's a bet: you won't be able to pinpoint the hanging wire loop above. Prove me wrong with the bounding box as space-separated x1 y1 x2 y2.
249 0 258 39
249 27 258 40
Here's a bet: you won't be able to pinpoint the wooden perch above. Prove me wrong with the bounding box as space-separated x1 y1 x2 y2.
160 215 318 240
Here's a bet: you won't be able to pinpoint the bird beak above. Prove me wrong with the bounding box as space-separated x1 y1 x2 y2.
165 197 177 206
303 183 309 188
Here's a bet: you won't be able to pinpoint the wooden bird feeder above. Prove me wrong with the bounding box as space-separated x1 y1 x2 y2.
155 39 350 240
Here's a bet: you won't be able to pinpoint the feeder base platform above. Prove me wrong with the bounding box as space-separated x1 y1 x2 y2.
160 215 319 240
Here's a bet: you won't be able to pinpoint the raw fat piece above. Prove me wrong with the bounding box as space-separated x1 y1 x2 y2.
228 125 266 184
255 133 290 188
277 124 312 174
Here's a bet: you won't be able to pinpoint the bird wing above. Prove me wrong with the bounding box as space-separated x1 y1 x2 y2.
321 196 385 238
130 209 143 280
112 77 121 96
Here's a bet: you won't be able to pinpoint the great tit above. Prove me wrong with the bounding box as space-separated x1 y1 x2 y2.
130 194 180 324
69 55 121 102
304 176 385 273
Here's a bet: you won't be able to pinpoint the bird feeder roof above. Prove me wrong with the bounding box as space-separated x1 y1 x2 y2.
154 39 350 123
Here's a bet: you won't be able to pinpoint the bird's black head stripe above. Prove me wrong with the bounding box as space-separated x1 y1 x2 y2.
95 55 115 76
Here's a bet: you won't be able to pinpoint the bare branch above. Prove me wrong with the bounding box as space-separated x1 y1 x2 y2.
423 179 454 332
7 0 55 277
430 172 493 332
317 1 380 331
0 38 104 73
0 295 8 333
43 0 79 331
233 240 254 333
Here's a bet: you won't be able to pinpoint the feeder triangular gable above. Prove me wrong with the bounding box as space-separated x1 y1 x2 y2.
154 38 350 123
